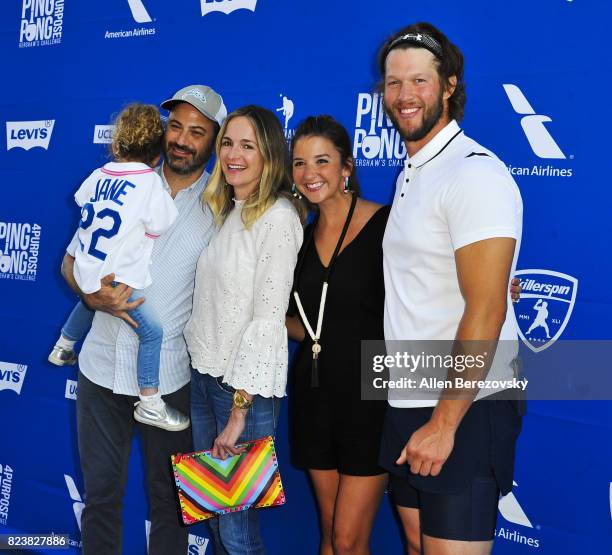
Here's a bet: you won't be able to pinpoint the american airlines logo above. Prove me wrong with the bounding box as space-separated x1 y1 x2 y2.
497 481 541 548
105 0 156 39
498 481 533 528
503 84 565 159
127 0 152 22
64 475 85 531
201 0 258 17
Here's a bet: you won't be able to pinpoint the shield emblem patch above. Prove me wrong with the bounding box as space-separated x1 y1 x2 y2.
513 269 578 353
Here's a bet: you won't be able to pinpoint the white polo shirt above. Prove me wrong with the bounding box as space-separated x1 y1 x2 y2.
383 120 523 408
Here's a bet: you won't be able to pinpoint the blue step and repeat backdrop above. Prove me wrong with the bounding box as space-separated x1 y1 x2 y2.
1 0 611 553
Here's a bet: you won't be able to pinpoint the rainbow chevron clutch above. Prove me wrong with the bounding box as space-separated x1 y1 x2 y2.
171 435 286 524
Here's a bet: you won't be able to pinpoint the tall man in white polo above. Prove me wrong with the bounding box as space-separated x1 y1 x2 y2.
378 23 523 555
61 85 226 555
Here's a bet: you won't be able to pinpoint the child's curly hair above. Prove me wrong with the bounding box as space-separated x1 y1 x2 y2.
111 103 163 165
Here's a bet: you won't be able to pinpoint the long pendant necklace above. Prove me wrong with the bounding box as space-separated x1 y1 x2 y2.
293 193 357 387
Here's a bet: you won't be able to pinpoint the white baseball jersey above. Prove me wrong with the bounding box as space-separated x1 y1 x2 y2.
73 161 178 294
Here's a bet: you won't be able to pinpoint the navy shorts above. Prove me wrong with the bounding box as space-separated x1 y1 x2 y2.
379 397 523 541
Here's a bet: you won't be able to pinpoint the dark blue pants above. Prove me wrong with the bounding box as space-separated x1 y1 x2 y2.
77 372 191 555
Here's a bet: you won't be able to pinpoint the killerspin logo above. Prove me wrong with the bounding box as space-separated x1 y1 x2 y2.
201 0 258 17
6 120 55 151
513 269 578 353
19 0 64 48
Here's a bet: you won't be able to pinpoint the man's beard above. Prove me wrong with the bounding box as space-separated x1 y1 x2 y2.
386 90 444 143
163 141 211 175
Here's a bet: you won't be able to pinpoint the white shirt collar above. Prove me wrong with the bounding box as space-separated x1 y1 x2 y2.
404 119 461 170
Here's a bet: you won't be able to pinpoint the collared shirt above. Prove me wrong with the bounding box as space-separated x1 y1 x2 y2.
68 164 214 395
383 120 523 408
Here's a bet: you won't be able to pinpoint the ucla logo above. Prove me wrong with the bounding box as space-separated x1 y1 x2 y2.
513 269 578 353
65 379 78 400
0 362 28 395
93 125 116 144
201 0 258 17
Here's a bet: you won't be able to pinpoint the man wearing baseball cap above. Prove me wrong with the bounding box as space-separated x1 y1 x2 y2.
60 84 226 555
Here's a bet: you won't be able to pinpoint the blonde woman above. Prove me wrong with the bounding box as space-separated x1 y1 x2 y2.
184 105 305 554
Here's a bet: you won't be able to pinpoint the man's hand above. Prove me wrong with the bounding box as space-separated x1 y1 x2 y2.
81 273 143 328
61 254 144 327
396 418 456 477
211 409 248 460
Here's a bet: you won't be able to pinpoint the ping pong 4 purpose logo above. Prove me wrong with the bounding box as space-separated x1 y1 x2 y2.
513 269 578 352
19 0 64 48
353 93 406 168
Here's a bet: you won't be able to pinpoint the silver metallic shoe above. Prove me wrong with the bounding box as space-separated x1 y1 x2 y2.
48 346 78 366
133 401 190 432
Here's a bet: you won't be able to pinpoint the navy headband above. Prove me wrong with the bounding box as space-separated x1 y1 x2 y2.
387 32 443 59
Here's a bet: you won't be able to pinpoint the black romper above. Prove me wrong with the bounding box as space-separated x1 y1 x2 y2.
289 205 390 476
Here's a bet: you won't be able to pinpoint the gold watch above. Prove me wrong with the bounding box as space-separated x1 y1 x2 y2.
232 391 253 410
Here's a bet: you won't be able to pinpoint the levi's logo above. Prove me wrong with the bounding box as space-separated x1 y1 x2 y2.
6 120 55 150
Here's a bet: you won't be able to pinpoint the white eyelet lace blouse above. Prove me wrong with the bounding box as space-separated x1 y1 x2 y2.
184 196 303 397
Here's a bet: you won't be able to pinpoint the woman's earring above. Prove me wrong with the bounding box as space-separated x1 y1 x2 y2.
292 183 303 199
343 176 351 194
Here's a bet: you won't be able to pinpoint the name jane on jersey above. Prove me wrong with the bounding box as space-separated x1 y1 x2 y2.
90 178 136 206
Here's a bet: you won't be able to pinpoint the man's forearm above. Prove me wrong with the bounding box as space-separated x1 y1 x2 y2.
61 253 84 297
432 302 507 429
